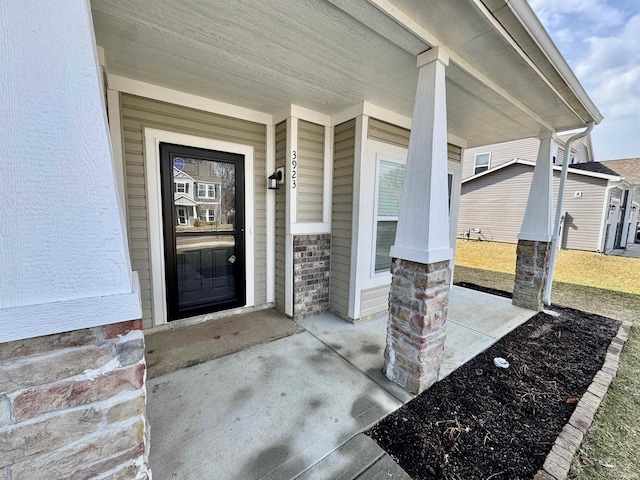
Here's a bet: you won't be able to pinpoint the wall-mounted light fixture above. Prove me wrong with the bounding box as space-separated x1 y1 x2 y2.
631 206 637 212
609 204 617 212
268 170 283 190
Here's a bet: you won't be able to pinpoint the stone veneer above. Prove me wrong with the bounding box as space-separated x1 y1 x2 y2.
384 258 450 394
293 234 331 320
513 239 552 311
0 320 150 480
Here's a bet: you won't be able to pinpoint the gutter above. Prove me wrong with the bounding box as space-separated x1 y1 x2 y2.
544 122 594 306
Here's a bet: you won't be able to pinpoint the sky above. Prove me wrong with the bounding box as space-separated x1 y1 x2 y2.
527 0 640 161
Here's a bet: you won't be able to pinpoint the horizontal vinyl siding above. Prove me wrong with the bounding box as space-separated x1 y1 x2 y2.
297 120 324 222
120 93 267 328
275 121 287 313
462 138 540 179
368 117 460 163
448 144 461 163
368 118 410 148
330 119 355 317
360 284 390 318
459 164 607 251
557 173 607 251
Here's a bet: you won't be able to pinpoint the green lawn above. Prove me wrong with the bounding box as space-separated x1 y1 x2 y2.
453 240 640 480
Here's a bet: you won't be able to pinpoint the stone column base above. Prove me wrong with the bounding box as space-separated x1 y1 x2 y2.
513 239 552 311
384 258 450 394
0 320 150 479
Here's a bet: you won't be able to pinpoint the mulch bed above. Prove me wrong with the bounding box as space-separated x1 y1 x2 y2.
366 283 620 480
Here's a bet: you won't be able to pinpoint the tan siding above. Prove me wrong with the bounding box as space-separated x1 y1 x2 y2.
462 138 540 179
367 118 410 148
459 164 608 251
297 120 324 222
360 284 390 318
275 121 287 312
330 119 355 316
448 144 461 163
120 93 267 327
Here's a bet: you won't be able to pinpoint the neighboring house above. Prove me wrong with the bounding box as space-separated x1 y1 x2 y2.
462 134 594 178
1 1 603 476
458 158 640 252
571 159 640 250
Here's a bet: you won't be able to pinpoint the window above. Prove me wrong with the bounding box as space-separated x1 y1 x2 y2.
199 209 215 222
176 207 187 226
374 159 405 273
174 181 188 194
197 183 217 199
473 153 491 175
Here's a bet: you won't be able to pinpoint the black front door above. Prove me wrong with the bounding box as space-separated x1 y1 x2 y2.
160 143 245 320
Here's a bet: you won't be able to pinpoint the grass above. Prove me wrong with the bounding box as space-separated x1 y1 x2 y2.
453 240 640 480
455 240 640 295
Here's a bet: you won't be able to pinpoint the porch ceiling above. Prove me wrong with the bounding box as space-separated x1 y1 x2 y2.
92 0 595 148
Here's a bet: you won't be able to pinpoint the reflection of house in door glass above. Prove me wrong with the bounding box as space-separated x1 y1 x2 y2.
173 157 237 232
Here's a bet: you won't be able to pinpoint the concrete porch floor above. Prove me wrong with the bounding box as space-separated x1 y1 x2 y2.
147 286 535 479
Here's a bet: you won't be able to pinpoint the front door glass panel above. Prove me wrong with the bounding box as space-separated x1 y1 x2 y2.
160 143 245 320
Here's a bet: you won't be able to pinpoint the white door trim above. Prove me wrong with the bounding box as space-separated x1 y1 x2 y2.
144 128 255 327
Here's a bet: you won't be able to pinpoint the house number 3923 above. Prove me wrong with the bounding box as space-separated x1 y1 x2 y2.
291 150 297 189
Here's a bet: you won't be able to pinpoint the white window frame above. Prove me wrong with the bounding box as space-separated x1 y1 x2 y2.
371 154 407 277
198 182 217 199
176 207 187 225
175 181 188 194
473 152 491 175
207 209 215 222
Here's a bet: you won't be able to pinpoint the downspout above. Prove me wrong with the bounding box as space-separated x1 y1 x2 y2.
543 122 594 306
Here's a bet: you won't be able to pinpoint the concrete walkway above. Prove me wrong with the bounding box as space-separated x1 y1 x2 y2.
147 286 535 479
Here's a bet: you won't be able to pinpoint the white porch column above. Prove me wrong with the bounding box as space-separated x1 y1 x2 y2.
390 48 452 265
384 47 451 394
512 133 554 311
519 134 554 242
0 1 148 477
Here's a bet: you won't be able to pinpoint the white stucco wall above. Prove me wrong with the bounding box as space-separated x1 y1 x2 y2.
0 0 140 342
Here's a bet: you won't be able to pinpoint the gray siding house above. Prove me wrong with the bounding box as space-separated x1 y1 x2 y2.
459 158 640 252
462 134 593 178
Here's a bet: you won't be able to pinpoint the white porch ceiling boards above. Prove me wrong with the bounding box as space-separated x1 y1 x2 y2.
92 0 596 148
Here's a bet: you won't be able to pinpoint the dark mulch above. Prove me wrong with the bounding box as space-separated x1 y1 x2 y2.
366 283 620 480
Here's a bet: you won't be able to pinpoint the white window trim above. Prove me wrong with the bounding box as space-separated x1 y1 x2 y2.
176 207 188 225
371 155 407 277
144 128 255 327
198 182 218 199
175 181 188 194
473 152 491 174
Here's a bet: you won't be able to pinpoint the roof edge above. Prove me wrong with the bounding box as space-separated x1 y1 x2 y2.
504 0 603 124
462 159 620 183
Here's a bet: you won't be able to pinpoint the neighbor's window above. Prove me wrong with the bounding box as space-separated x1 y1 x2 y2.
197 183 217 199
473 153 491 175
207 210 215 222
374 159 405 273
174 181 188 194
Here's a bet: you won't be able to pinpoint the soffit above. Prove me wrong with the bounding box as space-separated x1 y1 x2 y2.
92 0 588 146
